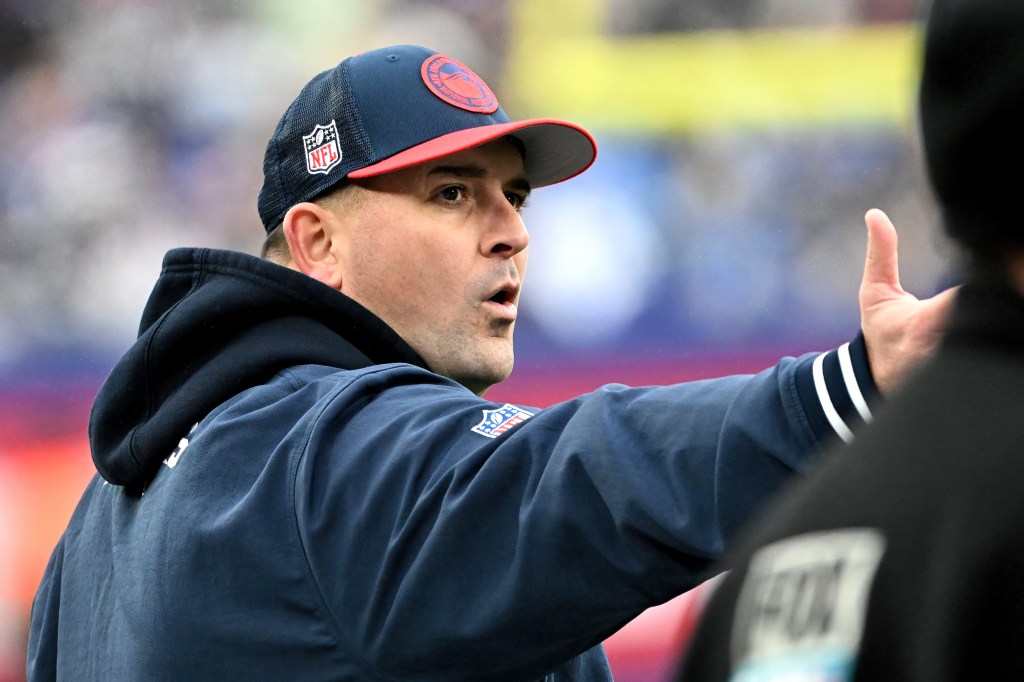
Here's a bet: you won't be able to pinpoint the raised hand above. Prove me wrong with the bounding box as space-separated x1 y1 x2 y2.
859 208 958 394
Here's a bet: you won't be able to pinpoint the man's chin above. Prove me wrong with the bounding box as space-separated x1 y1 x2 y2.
459 357 515 397
425 338 515 396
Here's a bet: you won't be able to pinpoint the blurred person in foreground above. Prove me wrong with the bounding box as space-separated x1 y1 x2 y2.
675 0 1024 679
27 44 953 681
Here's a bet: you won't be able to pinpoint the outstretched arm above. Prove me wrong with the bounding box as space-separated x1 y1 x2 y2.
859 208 958 394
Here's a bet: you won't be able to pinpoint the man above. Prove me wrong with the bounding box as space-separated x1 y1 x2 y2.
27 45 951 681
675 1 1024 680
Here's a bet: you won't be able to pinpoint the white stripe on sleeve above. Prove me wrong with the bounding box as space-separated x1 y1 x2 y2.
838 341 873 423
813 351 854 443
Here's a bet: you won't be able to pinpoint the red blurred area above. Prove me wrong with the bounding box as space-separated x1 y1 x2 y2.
1 392 96 682
603 584 715 681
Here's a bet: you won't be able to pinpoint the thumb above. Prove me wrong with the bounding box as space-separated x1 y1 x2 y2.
862 208 902 294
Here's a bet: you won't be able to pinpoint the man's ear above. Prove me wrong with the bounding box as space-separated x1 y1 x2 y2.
282 201 344 290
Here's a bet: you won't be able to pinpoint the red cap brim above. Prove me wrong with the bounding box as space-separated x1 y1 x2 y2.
347 118 597 188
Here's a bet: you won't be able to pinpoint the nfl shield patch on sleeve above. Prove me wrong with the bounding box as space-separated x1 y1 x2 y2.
471 404 534 439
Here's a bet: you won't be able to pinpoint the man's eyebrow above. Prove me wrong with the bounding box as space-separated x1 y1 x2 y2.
429 164 486 179
428 164 532 193
507 177 532 194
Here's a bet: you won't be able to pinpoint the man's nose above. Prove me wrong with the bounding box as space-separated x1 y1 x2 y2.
482 200 529 258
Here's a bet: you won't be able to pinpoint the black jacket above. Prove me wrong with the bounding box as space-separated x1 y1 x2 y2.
677 276 1024 681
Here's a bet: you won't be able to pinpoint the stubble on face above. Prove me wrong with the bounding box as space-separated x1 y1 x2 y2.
423 262 522 395
336 141 529 396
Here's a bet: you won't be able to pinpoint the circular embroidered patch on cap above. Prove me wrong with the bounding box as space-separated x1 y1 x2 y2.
420 55 499 113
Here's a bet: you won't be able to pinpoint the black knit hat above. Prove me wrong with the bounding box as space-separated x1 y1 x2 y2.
919 0 1024 252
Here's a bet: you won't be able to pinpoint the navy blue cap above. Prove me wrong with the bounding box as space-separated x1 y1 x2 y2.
258 45 597 232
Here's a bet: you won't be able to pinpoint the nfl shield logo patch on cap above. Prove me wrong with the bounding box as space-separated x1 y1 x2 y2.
471 404 534 439
303 120 342 175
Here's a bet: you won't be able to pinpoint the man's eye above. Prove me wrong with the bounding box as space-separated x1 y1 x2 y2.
439 186 464 202
506 193 529 211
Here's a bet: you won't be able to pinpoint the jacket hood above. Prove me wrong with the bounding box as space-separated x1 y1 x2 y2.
89 248 426 494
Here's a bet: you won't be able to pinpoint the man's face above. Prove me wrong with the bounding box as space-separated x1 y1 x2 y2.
338 138 531 395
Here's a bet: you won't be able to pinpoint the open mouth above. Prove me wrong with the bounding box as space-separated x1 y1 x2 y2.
489 289 512 304
485 284 519 313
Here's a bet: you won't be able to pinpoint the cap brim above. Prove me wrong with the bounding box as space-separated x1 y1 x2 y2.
347 119 597 188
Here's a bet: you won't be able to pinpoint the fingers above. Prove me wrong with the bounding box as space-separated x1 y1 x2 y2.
863 208 902 292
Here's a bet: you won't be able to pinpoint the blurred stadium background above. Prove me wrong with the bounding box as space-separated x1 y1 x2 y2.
0 0 953 679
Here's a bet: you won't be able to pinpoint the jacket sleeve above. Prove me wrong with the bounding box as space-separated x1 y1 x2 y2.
291 337 876 681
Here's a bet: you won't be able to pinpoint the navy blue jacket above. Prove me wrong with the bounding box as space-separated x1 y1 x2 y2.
28 248 876 681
